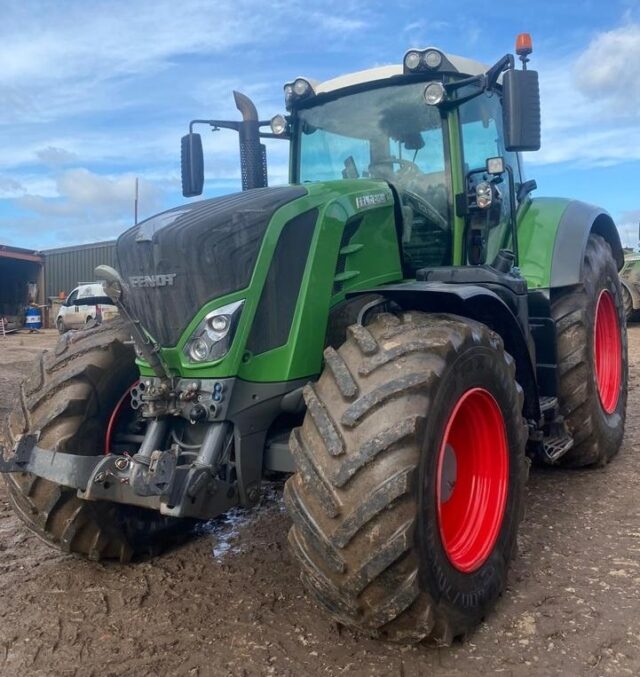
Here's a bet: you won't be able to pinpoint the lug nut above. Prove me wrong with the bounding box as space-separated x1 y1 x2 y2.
94 471 106 483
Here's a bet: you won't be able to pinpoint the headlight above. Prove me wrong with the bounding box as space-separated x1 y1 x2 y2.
189 337 210 362
476 182 493 209
184 300 244 363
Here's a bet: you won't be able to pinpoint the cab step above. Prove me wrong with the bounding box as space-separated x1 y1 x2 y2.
543 433 574 463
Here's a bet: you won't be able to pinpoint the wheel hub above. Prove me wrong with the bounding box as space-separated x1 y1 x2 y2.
594 289 622 414
436 388 509 573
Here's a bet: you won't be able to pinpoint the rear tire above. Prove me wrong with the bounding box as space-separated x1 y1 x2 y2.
551 234 627 467
1 320 189 562
285 312 527 643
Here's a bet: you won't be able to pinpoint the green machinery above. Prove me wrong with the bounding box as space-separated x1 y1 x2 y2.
620 251 640 320
0 35 628 643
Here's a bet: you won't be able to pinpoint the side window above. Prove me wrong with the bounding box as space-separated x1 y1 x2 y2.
66 289 79 305
459 94 520 180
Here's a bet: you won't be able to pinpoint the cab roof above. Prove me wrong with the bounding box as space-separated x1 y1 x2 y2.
307 50 488 96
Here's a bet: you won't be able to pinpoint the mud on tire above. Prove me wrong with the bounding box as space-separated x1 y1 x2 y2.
551 234 628 467
285 311 528 643
1 320 188 562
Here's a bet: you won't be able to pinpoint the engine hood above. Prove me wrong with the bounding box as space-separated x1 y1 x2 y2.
116 186 307 346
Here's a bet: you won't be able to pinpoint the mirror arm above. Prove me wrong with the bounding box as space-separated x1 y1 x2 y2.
189 119 241 133
504 165 519 267
485 53 515 91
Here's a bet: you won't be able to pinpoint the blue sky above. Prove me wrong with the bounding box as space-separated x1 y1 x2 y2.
1 0 639 249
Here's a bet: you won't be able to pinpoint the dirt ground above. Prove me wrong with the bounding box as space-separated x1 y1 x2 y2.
0 328 639 676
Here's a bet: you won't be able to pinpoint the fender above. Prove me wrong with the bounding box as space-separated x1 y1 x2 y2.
348 282 541 421
518 198 623 290
620 278 640 311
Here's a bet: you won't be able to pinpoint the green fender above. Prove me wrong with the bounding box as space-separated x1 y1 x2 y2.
517 197 623 290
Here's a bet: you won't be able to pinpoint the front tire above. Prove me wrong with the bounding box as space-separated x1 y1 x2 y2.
285 312 527 643
1 320 188 562
551 234 627 467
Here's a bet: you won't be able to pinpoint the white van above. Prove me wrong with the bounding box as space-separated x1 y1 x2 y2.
55 283 119 333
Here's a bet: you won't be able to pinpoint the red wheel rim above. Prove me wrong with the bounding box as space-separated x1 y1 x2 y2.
594 290 622 414
436 388 509 573
104 381 139 454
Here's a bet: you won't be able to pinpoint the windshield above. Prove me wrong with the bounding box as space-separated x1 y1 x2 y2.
296 82 452 272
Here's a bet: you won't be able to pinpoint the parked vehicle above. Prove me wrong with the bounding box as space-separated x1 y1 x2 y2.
1 34 627 644
55 283 119 333
620 253 640 321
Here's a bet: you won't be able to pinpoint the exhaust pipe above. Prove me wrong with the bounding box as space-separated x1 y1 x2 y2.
233 90 267 191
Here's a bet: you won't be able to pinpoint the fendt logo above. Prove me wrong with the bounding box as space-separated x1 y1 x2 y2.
128 274 177 288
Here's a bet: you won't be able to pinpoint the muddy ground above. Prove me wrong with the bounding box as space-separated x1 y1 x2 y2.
0 328 639 676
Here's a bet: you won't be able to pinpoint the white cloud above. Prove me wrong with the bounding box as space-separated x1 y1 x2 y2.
529 22 640 167
574 23 640 107
36 146 78 167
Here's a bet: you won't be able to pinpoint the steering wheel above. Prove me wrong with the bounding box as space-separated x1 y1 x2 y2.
370 157 421 179
370 158 448 230
403 189 449 231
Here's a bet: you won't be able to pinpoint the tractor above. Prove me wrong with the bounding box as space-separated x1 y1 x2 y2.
0 34 627 644
620 251 640 321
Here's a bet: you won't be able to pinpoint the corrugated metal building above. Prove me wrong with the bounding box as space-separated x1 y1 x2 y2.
42 240 116 299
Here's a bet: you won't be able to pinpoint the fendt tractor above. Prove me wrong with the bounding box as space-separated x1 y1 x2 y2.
1 35 628 643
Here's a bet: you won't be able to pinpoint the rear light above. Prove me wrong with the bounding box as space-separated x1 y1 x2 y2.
96 305 103 320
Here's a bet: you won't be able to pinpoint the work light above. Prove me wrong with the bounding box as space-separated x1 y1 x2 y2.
270 114 288 135
424 82 446 105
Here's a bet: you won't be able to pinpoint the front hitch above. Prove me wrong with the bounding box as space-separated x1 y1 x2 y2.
0 422 239 520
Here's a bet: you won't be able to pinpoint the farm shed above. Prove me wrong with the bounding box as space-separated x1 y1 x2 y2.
0 245 44 327
42 240 116 300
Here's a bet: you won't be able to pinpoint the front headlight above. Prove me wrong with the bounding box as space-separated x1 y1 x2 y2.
184 300 244 363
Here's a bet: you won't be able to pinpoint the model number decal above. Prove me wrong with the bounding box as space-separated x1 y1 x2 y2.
129 274 177 288
355 192 389 209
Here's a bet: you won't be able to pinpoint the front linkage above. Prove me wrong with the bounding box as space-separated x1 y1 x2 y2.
0 370 303 520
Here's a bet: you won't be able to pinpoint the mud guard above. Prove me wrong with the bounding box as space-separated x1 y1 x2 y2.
348 282 541 422
550 201 623 287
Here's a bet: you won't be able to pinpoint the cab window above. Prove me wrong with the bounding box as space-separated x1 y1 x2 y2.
459 94 520 264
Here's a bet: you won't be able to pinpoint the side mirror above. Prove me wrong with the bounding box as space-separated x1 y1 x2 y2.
502 69 541 152
181 133 204 197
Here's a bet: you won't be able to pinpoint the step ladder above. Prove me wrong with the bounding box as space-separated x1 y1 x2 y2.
538 396 574 463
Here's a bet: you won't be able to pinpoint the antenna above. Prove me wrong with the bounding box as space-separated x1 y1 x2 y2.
134 177 139 225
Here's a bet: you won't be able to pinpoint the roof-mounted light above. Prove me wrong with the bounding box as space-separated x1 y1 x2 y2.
284 78 315 110
515 33 533 57
403 48 445 74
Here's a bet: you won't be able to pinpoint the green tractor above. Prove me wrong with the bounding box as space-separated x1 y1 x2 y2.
1 35 627 643
620 251 640 321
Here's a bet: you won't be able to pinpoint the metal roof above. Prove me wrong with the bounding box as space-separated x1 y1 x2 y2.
0 244 43 263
